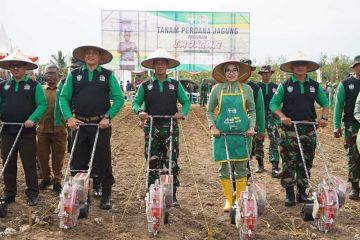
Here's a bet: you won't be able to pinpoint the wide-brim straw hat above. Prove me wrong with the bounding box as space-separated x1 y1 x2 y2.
73 43 113 65
141 48 180 69
212 60 252 83
280 51 319 73
0 49 38 70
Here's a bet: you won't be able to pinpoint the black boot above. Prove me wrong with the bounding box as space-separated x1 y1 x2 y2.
100 196 112 209
172 189 180 208
285 187 296 206
296 187 314 203
93 177 102 199
349 182 360 200
99 186 112 210
256 158 265 173
271 162 281 178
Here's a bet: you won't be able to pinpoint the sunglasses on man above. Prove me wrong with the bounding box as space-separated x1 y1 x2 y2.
9 63 25 69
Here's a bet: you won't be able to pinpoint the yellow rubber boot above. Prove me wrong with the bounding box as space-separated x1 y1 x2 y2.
220 179 233 212
235 177 247 201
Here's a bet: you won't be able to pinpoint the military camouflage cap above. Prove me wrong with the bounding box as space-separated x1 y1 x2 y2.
239 58 256 71
258 65 275 74
351 55 360 68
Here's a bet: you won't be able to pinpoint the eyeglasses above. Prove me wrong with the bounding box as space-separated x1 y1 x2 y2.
9 63 25 69
225 68 238 74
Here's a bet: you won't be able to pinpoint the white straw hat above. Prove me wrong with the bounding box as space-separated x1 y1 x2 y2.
73 43 113 65
0 49 38 70
141 49 180 69
280 51 319 73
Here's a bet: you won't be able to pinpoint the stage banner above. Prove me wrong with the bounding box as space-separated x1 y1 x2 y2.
102 10 250 72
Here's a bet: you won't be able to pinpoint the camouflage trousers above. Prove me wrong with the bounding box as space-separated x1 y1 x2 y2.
252 113 281 163
279 125 316 188
144 120 180 190
344 123 360 182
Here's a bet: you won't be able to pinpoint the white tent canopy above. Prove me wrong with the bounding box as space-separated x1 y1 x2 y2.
0 24 12 57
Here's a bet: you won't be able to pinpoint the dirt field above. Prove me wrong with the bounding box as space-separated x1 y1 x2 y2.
1 103 360 240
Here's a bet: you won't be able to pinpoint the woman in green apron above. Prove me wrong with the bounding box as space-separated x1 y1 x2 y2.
207 60 256 212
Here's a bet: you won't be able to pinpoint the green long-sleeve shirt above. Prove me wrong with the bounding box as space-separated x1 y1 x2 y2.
0 74 47 123
354 90 360 123
246 81 265 134
255 88 265 133
206 81 256 128
59 65 125 120
333 83 346 129
270 75 329 115
54 80 65 127
132 75 190 116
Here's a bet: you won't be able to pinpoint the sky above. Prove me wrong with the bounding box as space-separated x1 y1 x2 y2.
1 0 359 65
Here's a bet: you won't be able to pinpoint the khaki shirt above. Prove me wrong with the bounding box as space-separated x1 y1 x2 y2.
37 84 66 133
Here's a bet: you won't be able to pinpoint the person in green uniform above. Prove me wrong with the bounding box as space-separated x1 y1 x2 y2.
60 43 125 209
336 55 360 200
207 60 256 212
270 52 329 206
257 65 281 177
0 50 47 206
239 59 266 173
132 48 190 207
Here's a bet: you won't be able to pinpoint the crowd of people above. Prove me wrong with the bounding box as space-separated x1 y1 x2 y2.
0 44 359 226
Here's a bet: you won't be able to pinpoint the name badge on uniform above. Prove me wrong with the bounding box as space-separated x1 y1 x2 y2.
24 84 30 90
99 75 105 82
147 84 153 90
287 86 293 93
349 84 355 90
76 75 82 81
169 84 175 90
4 84 10 90
310 86 315 93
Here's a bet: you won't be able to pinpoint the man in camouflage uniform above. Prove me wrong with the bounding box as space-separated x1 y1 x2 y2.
329 81 338 109
132 49 190 207
257 65 281 177
270 52 329 206
335 55 360 200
